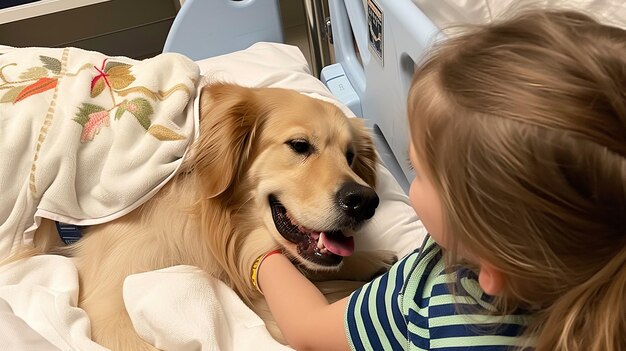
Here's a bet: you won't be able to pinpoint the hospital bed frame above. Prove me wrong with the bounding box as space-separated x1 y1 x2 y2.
321 0 438 192
164 0 441 193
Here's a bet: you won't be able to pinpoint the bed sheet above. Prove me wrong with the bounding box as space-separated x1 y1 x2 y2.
411 0 626 29
0 42 426 351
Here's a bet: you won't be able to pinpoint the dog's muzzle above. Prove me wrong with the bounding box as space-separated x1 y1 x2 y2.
269 195 357 267
269 182 379 267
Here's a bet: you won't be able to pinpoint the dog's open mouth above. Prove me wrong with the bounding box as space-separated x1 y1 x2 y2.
269 195 354 267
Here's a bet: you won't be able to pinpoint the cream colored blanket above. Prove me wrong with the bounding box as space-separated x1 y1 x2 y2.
0 47 200 258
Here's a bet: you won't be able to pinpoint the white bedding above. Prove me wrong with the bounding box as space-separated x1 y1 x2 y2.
412 0 626 29
0 42 425 351
0 46 200 260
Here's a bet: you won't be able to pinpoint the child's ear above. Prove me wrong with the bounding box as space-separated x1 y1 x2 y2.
478 263 505 296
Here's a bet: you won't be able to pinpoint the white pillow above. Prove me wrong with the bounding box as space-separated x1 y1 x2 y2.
195 42 426 258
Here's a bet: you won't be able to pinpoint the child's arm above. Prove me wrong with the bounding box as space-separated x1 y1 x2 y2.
258 253 351 351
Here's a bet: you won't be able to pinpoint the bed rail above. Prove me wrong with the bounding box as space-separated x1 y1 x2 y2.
163 0 283 61
326 0 440 191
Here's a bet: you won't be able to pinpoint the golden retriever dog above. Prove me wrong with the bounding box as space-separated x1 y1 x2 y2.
15 83 394 350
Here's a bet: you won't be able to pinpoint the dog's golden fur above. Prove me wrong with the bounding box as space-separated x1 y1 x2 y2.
7 83 394 350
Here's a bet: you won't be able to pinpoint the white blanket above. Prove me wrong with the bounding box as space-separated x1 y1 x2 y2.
0 255 292 351
0 46 200 259
0 42 425 351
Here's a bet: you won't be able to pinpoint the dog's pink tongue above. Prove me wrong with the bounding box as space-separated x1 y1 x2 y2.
320 232 354 257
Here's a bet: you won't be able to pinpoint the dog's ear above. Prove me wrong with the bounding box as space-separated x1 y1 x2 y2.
191 83 264 198
349 118 377 187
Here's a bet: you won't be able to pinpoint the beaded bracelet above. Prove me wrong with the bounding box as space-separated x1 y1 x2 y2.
250 249 282 294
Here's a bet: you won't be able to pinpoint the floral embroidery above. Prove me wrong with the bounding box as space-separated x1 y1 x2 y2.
147 124 186 141
19 66 48 80
10 51 73 195
1 54 189 143
90 59 135 98
40 55 61 74
73 104 109 142
1 49 193 195
0 56 63 103
72 58 187 143
14 77 58 102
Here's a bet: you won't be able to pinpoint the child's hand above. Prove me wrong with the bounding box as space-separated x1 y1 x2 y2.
254 250 351 351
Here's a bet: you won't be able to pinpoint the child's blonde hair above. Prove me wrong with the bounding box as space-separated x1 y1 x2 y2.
408 10 625 351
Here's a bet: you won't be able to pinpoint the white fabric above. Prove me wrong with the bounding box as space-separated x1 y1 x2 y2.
0 256 291 351
0 47 200 259
411 0 626 29
0 255 107 351
0 42 425 350
124 266 294 351
0 298 61 351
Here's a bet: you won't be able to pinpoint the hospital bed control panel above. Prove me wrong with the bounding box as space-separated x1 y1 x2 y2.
320 63 362 118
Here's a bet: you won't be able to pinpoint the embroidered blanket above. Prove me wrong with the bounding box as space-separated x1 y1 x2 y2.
0 46 200 258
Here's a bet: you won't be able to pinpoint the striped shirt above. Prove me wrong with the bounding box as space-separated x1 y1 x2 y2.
345 236 530 350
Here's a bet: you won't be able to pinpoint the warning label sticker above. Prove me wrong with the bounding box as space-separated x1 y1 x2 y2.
368 0 384 66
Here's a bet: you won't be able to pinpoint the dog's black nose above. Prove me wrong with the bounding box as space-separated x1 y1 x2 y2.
336 182 379 222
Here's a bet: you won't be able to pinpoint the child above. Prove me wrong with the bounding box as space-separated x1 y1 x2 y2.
256 10 626 351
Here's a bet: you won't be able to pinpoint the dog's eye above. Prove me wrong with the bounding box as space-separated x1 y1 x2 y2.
287 139 311 155
346 150 355 165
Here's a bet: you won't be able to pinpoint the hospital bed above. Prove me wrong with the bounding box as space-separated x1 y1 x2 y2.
164 0 626 194
319 0 625 193
1 0 624 350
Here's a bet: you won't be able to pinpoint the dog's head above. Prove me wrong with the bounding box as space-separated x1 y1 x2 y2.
193 83 378 271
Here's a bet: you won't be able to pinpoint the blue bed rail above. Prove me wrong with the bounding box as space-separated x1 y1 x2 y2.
163 0 284 61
